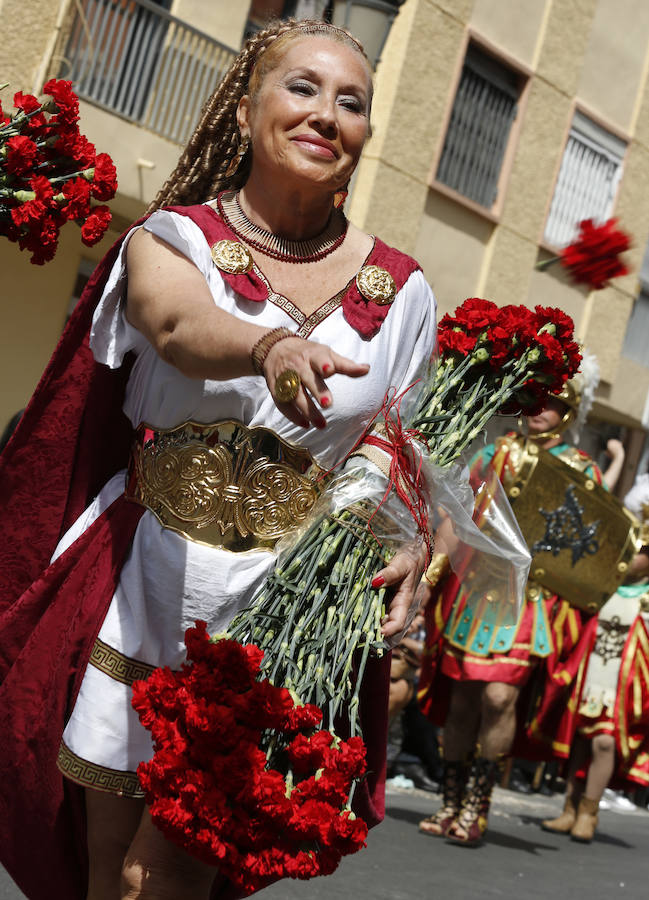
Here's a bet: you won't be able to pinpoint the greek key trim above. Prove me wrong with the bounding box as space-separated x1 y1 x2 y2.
57 741 144 797
89 638 156 686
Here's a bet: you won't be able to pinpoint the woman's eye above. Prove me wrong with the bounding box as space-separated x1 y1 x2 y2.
339 97 363 113
288 81 315 95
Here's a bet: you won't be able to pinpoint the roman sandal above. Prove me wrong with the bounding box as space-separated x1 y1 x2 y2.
446 757 499 847
419 759 470 837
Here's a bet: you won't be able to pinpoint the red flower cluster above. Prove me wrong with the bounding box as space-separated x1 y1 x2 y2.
560 218 631 290
0 79 117 263
437 298 581 415
132 621 368 895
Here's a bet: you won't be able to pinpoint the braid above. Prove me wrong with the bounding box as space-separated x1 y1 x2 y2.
148 18 371 214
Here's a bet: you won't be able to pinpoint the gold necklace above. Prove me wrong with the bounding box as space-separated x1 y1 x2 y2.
217 191 348 263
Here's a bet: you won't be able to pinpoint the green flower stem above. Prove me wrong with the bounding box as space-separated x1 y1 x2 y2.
224 343 550 741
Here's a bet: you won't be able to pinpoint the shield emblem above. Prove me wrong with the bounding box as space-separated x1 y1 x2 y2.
504 442 640 613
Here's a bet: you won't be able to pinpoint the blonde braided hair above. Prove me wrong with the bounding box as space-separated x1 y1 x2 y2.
148 18 371 213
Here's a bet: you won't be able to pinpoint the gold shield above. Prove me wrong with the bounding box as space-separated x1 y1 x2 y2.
505 444 641 613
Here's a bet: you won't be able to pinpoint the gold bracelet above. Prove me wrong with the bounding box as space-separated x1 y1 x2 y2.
251 327 294 375
423 553 450 587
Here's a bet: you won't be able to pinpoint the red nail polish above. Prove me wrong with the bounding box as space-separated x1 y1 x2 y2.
321 396 331 408
322 364 331 374
372 575 385 588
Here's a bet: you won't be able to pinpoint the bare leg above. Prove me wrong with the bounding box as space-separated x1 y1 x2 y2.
446 682 519 843
86 789 145 900
477 682 520 759
419 681 481 836
584 734 616 803
564 735 589 802
541 737 588 833
122 808 216 900
442 680 482 760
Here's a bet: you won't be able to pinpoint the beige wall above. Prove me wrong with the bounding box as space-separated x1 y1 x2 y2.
170 0 248 49
0 0 68 91
350 0 649 433
78 101 182 205
0 220 121 429
578 0 649 132
470 0 549 68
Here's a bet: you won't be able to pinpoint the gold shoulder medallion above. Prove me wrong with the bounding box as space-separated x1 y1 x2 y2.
211 240 253 274
356 265 396 305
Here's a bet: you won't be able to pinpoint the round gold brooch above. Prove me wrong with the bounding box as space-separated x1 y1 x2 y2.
274 369 301 404
356 265 396 305
210 240 253 274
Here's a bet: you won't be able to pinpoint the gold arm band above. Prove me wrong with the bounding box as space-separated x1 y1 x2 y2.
125 420 322 552
423 552 450 586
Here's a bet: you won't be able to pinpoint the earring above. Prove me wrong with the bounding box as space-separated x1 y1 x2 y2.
225 134 250 177
333 188 348 209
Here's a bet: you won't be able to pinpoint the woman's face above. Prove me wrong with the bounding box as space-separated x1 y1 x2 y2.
526 396 568 435
238 36 372 194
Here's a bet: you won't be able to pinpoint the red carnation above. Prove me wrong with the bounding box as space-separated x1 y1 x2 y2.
61 177 91 221
17 213 60 265
55 130 97 168
560 218 631 290
437 327 477 358
10 175 55 227
5 134 39 175
90 152 118 200
42 78 79 126
12 91 46 128
327 810 368 854
453 297 500 332
81 205 112 246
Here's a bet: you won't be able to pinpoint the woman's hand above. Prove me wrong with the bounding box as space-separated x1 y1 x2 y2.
371 540 428 639
263 336 369 429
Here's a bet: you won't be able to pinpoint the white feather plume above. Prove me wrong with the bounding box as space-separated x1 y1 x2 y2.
570 348 600 442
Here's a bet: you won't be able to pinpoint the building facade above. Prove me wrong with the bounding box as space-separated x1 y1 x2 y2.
1 0 648 491
349 0 649 490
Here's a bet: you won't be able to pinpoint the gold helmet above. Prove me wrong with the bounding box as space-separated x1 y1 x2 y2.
531 349 599 441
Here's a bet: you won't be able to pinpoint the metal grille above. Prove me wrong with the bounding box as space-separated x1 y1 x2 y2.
60 0 237 145
544 112 626 248
436 48 519 209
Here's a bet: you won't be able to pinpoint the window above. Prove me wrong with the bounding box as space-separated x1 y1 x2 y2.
544 111 626 248
435 44 523 210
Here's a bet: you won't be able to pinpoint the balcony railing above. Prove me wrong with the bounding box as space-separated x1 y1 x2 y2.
56 0 237 145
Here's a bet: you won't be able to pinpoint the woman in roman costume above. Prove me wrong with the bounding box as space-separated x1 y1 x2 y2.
0 19 435 900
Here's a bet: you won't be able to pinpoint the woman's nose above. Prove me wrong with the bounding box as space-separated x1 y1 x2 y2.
307 94 337 134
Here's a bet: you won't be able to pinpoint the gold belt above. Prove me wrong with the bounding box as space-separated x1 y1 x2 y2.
125 420 322 552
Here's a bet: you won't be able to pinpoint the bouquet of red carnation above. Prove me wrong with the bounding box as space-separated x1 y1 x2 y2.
134 300 580 888
0 79 117 263
132 621 368 894
225 300 581 734
537 218 631 290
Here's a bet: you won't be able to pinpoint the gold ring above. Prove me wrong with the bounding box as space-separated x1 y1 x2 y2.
274 369 301 404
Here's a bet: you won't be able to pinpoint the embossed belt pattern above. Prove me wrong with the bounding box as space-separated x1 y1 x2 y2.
125 420 322 552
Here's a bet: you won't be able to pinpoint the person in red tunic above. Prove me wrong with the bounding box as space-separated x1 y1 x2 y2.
541 546 649 842
417 361 623 845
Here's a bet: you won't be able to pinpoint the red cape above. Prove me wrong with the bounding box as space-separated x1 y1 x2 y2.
0 205 416 899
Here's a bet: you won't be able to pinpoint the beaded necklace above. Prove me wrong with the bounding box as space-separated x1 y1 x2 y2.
217 190 348 263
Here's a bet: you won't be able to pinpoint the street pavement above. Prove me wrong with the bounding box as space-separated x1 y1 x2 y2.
1 786 647 899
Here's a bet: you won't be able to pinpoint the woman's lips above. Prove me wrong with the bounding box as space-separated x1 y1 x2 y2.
291 135 337 159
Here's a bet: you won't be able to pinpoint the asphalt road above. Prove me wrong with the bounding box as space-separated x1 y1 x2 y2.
2 787 647 899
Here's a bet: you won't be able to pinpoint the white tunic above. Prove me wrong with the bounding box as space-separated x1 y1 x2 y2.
56 208 437 774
